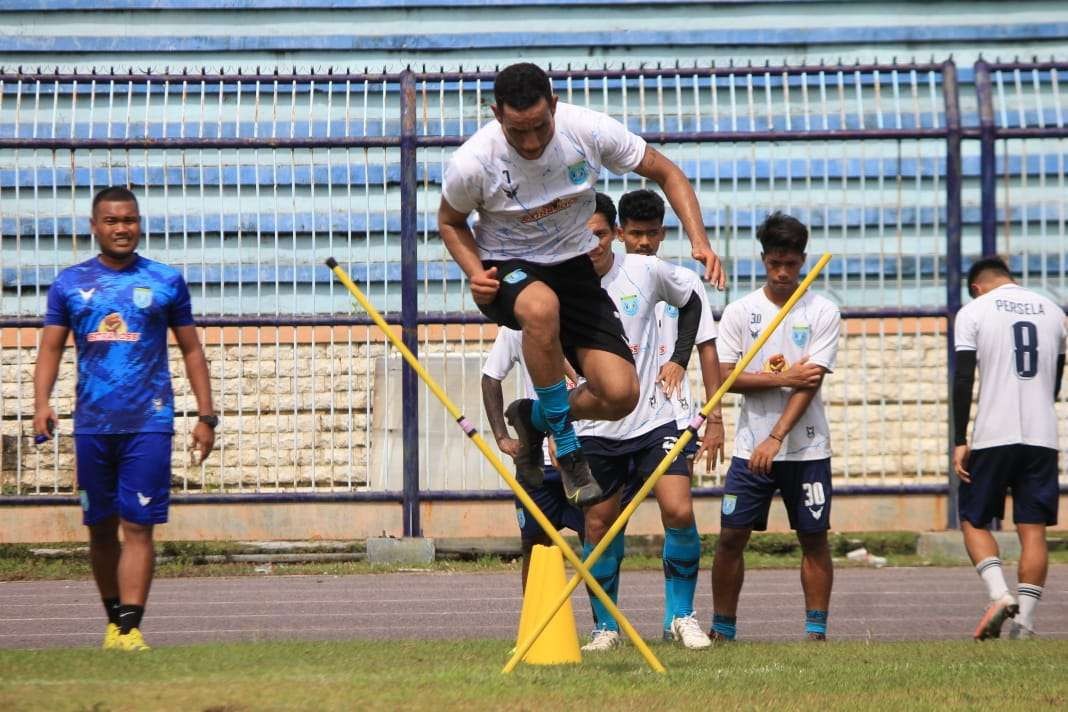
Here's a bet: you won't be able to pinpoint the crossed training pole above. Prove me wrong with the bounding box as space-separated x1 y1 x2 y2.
325 257 665 673
502 251 833 674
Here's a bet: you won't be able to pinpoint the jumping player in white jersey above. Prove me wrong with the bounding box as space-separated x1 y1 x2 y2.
952 257 1066 640
710 212 840 643
614 189 725 642
574 194 712 652
439 62 724 508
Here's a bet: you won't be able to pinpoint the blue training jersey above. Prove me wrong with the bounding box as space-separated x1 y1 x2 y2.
44 254 195 435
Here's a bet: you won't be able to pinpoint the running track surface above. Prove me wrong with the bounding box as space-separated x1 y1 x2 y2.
1 565 1065 649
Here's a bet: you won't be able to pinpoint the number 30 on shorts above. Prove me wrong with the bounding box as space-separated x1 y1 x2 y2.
802 482 826 507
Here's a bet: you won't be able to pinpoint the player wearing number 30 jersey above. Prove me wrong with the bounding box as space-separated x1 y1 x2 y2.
953 257 1066 641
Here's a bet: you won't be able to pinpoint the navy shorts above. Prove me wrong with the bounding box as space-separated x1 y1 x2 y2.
960 444 1059 528
516 467 586 542
582 423 691 503
679 428 699 461
721 456 832 533
75 433 173 526
476 255 633 376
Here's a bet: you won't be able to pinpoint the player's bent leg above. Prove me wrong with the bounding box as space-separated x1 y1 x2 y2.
797 530 833 641
513 282 564 387
710 526 750 642
569 347 639 422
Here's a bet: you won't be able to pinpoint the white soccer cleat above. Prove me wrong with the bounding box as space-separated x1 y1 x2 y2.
581 628 622 652
973 593 1018 640
670 613 712 649
1007 621 1037 640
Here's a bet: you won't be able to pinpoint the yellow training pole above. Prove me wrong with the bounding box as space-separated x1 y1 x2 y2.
325 258 665 674
503 252 833 673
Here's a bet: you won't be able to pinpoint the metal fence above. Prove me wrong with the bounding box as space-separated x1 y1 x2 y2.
0 60 1064 535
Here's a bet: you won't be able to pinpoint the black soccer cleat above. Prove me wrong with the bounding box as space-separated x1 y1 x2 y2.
555 449 603 508
504 398 546 488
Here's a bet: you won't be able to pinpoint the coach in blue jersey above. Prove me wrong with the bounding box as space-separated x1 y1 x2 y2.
33 186 216 652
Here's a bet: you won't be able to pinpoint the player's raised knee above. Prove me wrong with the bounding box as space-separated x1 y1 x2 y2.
513 285 560 332
598 371 639 420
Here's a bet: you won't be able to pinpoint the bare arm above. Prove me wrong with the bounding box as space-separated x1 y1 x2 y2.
719 357 824 393
747 369 826 475
438 197 500 305
633 146 724 288
173 325 216 461
693 339 725 472
32 325 70 439
480 374 520 458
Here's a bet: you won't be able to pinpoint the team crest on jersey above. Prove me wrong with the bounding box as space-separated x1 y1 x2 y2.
722 494 737 515
87 312 140 342
133 287 153 309
620 294 640 316
516 507 526 529
79 489 90 512
503 269 527 285
567 159 590 185
664 304 679 319
791 322 811 348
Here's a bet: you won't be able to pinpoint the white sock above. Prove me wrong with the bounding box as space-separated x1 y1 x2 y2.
1016 584 1043 630
975 557 1010 600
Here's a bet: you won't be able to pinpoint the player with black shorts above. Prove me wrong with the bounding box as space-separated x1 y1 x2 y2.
953 256 1066 640
438 62 724 508
710 212 840 642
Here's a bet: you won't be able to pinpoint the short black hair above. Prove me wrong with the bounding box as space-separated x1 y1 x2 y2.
593 192 616 228
493 63 553 111
92 186 139 214
966 256 1011 288
618 189 665 226
757 211 808 254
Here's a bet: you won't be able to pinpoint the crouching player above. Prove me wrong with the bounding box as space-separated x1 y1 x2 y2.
710 212 840 642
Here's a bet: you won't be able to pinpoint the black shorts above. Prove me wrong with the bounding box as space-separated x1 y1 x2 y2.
721 456 832 533
960 444 1059 528
515 466 586 543
477 255 633 376
581 423 691 504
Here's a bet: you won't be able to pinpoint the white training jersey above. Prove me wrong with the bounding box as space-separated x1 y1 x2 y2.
717 288 840 461
575 254 698 441
655 269 718 430
954 282 1066 450
441 102 647 264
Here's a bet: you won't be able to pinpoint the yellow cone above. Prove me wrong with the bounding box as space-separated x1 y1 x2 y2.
515 545 581 665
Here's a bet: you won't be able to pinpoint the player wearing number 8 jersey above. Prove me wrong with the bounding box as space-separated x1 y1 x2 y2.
952 257 1066 641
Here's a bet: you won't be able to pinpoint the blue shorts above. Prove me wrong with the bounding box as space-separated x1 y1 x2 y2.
960 444 1059 528
582 423 691 503
75 433 173 526
516 467 586 543
721 456 832 533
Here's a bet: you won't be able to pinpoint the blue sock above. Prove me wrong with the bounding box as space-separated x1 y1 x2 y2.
532 380 579 457
584 539 622 632
805 609 828 636
663 524 701 629
712 613 737 641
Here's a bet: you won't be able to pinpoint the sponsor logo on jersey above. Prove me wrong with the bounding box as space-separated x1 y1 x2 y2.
620 294 640 316
503 269 527 285
722 494 737 515
87 312 141 342
133 287 153 309
78 288 96 302
567 159 590 185
664 304 679 319
791 322 811 348
520 197 577 224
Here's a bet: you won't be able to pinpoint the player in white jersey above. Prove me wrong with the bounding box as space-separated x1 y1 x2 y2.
952 257 1066 640
710 212 840 643
616 189 726 473
438 62 724 508
574 194 712 651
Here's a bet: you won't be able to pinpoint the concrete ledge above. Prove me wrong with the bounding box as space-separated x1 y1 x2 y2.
917 531 1022 563
366 537 435 566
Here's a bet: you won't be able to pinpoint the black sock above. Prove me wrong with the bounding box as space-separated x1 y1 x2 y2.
117 605 145 634
103 597 121 626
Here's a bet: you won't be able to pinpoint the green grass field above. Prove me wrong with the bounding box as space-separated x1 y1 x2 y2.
1 639 1065 712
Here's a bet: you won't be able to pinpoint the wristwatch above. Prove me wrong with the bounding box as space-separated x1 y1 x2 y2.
198 414 220 429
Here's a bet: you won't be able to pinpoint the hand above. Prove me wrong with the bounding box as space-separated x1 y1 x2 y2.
657 362 686 400
780 356 824 389
748 436 781 476
546 436 560 470
469 266 500 305
694 418 725 473
953 444 971 483
33 406 58 441
496 436 521 459
691 243 725 290
190 422 215 465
